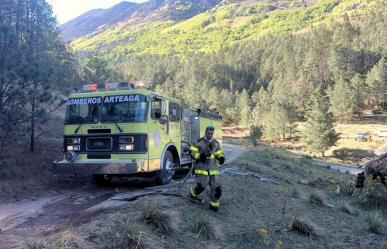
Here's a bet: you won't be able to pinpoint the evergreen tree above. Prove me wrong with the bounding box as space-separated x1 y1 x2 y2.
303 88 339 157
328 78 355 123
365 57 386 108
350 73 367 117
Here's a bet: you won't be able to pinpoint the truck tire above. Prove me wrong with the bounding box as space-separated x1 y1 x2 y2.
155 150 175 185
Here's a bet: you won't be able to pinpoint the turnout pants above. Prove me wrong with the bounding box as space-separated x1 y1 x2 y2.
191 174 222 208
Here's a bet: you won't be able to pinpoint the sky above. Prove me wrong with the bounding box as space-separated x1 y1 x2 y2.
48 0 147 24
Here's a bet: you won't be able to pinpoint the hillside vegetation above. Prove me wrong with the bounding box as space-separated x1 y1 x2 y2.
69 0 383 56
25 145 387 249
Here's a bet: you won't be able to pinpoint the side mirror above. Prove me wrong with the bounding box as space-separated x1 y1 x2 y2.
159 115 168 125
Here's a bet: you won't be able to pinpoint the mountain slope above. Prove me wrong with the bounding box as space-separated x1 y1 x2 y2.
60 0 222 41
63 0 383 56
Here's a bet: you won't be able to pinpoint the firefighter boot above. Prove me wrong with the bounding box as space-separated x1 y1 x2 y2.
190 185 204 203
209 201 219 212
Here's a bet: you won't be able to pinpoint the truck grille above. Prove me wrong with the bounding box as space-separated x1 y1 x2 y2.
86 137 112 151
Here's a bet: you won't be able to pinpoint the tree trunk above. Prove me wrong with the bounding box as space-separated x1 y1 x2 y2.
30 100 35 153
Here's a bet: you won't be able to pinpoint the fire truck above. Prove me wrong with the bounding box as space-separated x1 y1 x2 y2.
54 82 222 185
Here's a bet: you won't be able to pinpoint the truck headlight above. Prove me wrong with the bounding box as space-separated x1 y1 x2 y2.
119 144 134 151
67 145 80 151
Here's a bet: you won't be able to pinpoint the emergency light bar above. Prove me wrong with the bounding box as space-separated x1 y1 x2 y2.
82 82 143 92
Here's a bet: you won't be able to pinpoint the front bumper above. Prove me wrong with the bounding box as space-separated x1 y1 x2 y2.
53 159 148 176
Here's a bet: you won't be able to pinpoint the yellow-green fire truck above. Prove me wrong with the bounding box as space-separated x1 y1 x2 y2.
54 82 222 185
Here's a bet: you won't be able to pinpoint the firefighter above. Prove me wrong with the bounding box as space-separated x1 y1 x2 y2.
189 125 225 212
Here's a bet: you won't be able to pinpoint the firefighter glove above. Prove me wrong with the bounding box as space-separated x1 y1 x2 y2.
218 156 225 165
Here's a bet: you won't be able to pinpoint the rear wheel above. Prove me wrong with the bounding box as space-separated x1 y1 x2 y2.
155 151 175 185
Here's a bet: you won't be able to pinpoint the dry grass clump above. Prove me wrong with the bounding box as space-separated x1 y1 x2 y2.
338 200 357 215
142 201 172 233
364 211 384 234
122 219 148 249
193 214 216 240
335 178 355 196
55 228 89 249
309 192 325 206
24 238 48 249
355 178 387 209
288 217 319 238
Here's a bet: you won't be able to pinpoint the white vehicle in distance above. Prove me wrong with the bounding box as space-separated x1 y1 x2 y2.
375 129 387 137
354 132 372 142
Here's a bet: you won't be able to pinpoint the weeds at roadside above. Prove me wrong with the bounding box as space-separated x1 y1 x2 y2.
142 201 172 233
364 210 384 234
193 214 215 240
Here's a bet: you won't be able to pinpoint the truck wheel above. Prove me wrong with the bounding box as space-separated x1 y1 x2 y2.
92 174 112 186
155 151 175 185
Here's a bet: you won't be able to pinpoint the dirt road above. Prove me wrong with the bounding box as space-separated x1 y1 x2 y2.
0 143 246 249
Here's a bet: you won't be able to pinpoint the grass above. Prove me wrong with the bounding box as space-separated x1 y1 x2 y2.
122 219 148 249
267 121 387 165
288 217 320 238
364 211 384 234
142 201 173 233
309 192 326 206
24 239 48 249
55 228 89 249
337 200 357 215
21 145 387 249
192 214 215 240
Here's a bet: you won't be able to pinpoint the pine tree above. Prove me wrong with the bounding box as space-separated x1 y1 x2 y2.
350 73 367 118
303 88 339 157
328 78 355 123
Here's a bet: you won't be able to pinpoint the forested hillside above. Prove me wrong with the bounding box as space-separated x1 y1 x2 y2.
73 0 386 142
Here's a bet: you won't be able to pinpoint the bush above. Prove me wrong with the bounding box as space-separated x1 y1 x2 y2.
249 125 262 146
142 201 172 233
364 211 384 234
355 178 387 209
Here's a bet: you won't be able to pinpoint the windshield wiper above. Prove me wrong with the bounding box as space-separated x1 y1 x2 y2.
74 121 84 134
113 121 124 133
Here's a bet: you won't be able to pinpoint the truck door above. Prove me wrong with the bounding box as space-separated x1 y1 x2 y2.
168 101 181 156
148 97 169 170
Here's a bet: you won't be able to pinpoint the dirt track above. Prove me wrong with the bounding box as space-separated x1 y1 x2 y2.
0 143 246 249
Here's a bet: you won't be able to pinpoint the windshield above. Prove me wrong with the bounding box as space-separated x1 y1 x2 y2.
65 97 102 124
101 94 148 123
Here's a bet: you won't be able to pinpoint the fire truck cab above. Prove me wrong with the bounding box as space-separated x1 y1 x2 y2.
54 82 222 185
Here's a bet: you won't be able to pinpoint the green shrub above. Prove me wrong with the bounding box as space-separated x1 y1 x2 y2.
364 211 384 234
355 178 387 209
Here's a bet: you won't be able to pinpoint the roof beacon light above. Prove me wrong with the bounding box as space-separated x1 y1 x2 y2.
81 81 144 92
